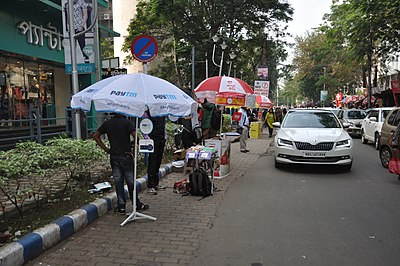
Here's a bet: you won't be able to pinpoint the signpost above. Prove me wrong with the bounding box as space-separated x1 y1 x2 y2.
130 35 159 63
122 35 159 226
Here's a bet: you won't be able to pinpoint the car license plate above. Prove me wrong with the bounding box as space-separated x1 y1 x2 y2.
303 152 326 157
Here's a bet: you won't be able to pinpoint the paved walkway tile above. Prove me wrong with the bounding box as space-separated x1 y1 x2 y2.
25 131 273 266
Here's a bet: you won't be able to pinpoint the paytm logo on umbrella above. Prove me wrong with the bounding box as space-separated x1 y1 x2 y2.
110 90 137 97
153 94 177 100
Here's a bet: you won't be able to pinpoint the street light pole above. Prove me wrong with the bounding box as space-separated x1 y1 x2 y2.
211 35 228 76
227 51 236 76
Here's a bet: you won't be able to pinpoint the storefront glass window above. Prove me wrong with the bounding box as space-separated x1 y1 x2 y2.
0 52 57 127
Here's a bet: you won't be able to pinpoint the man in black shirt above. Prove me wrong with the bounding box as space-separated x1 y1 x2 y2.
94 113 149 214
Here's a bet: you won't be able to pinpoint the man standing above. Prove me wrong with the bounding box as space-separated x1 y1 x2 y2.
238 106 250 153
146 114 167 195
201 98 217 140
94 113 149 214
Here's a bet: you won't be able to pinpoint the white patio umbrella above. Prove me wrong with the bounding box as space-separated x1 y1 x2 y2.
71 73 197 118
71 73 197 226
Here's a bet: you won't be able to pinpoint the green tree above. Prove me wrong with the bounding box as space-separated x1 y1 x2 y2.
324 0 400 106
122 0 293 91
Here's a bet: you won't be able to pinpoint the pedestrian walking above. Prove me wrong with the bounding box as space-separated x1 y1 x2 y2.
265 108 276 138
238 106 250 153
93 113 149 215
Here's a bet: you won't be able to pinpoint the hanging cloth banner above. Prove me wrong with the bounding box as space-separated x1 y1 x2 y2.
215 93 246 106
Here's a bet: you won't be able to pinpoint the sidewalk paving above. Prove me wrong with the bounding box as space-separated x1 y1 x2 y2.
3 129 274 266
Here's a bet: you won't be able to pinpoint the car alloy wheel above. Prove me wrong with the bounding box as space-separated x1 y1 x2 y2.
361 130 368 144
379 146 392 168
374 133 380 150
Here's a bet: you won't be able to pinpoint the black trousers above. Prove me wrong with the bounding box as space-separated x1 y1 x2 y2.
268 126 273 137
147 139 166 188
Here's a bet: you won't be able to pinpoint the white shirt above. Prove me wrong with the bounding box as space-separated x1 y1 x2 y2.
238 108 249 128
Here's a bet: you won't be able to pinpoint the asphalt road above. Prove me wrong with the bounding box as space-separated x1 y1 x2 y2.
192 139 400 266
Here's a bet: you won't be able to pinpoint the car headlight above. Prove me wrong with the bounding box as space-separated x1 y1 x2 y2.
277 138 293 147
336 139 351 148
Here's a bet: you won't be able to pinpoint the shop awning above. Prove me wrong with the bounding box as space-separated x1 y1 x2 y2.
98 24 120 38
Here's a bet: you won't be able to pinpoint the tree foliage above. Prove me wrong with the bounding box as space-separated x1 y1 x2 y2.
285 0 400 106
122 0 293 98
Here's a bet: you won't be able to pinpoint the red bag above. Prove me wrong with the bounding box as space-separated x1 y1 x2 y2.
173 179 190 194
232 112 242 121
388 157 400 175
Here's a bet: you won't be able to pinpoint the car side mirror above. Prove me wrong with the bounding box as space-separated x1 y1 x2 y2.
342 122 351 128
369 117 377 122
272 121 280 128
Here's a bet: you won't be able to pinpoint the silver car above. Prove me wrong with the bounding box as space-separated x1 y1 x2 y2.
337 109 367 137
273 109 353 170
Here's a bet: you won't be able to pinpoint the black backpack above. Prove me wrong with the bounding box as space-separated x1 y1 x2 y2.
211 107 223 130
189 168 212 198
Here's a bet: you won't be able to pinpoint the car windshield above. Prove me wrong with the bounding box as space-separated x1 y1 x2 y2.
344 110 366 119
282 112 341 128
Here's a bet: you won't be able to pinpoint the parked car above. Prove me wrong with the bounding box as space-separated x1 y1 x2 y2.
320 107 341 117
337 109 367 137
273 109 353 170
361 107 395 150
379 107 400 168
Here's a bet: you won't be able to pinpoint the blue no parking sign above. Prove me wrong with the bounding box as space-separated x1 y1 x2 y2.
130 35 158 63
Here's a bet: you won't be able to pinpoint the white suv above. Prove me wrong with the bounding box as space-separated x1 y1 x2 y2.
361 107 395 150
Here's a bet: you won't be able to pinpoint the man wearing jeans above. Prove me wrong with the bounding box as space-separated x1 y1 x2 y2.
94 113 149 214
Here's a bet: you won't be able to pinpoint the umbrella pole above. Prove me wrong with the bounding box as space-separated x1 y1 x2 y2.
121 117 156 226
219 105 224 139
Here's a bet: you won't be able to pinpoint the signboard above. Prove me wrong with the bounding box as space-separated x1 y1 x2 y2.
320 90 328 101
254 80 270 96
257 67 268 80
101 68 127 79
61 0 96 74
130 35 158 63
215 93 246 106
139 118 153 135
245 94 256 108
139 139 154 153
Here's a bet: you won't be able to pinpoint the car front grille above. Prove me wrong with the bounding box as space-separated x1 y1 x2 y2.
294 142 334 151
283 155 347 163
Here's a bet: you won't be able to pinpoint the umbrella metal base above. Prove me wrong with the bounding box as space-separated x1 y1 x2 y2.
120 211 157 226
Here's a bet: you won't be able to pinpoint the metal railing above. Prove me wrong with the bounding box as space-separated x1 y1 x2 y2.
0 108 99 150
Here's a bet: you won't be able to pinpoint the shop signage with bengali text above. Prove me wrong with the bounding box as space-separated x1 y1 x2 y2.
215 93 246 106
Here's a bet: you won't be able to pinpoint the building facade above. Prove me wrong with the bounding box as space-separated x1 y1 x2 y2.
0 1 73 126
0 0 113 129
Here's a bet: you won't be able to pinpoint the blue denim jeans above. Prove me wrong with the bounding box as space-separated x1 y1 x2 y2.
110 154 141 209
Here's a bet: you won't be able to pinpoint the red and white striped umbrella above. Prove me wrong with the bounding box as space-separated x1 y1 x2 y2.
256 95 273 108
194 76 254 105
